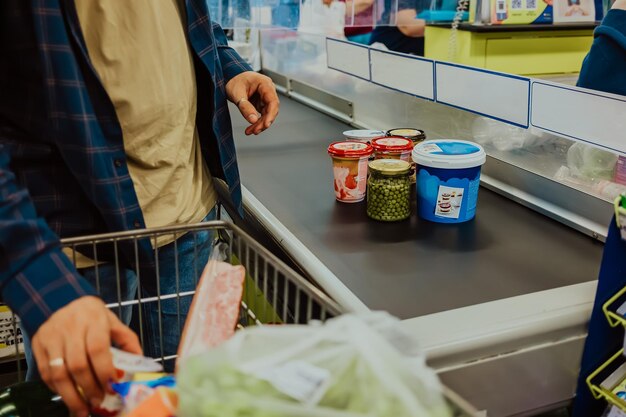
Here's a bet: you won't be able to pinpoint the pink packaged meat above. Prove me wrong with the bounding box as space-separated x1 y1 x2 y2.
177 247 245 366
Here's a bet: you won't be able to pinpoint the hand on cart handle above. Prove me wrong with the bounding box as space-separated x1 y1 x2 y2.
226 71 280 136
31 296 141 417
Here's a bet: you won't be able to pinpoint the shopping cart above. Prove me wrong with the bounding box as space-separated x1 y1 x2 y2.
2 217 480 416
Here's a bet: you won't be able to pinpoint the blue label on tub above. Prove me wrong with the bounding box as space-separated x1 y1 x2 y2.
422 142 481 156
416 166 482 223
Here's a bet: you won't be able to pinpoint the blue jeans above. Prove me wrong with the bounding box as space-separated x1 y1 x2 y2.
24 208 217 378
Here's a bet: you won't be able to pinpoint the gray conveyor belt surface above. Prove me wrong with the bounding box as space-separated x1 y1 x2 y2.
231 97 604 319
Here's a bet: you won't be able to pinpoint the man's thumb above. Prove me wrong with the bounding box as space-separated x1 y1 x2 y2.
108 311 142 354
238 99 259 123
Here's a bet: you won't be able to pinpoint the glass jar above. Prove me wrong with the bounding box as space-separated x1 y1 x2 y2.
371 137 414 161
386 128 427 146
367 159 412 222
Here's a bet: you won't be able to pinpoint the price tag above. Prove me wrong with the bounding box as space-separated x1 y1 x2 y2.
613 195 626 241
256 361 331 405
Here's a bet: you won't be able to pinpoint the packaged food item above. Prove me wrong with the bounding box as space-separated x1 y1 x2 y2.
90 349 163 416
328 141 374 203
111 375 176 413
615 156 626 186
342 129 385 143
386 128 426 146
371 137 414 162
413 140 486 223
367 160 412 222
177 242 246 365
126 387 177 417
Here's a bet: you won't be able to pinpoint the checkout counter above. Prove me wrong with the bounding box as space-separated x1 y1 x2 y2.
230 97 603 416
226 28 621 416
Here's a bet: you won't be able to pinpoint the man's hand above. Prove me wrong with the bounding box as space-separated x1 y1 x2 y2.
226 72 280 136
32 296 141 417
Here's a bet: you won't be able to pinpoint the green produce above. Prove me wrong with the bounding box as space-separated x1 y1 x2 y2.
367 160 411 222
177 314 452 417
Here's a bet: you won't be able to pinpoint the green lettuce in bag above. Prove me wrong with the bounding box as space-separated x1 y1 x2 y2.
178 313 451 417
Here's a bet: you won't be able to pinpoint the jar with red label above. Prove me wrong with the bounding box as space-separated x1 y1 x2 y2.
327 141 374 203
371 137 414 161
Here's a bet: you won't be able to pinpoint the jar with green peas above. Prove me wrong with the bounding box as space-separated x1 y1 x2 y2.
367 159 412 222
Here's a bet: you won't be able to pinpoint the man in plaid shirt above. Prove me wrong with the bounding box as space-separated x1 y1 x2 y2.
0 1 279 415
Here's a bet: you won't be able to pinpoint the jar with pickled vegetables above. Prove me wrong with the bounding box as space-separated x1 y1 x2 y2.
366 159 411 222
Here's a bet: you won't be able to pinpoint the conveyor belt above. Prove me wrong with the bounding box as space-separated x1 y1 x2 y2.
231 97 604 319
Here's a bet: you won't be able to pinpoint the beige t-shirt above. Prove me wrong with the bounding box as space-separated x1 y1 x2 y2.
74 0 216 251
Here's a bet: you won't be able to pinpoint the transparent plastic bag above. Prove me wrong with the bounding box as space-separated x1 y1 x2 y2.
567 142 618 181
177 312 451 417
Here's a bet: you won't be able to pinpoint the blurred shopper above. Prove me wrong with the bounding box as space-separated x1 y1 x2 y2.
576 0 626 96
370 0 427 55
342 0 377 44
572 2 626 417
0 1 279 416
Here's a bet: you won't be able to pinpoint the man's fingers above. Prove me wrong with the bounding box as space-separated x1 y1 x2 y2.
66 332 104 407
255 83 279 132
53 370 90 417
261 98 279 129
46 343 89 417
84 314 118 395
108 311 142 354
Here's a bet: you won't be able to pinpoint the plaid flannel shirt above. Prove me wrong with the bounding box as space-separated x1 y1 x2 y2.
0 0 252 338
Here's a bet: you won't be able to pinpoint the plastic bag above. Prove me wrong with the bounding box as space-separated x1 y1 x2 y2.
177 312 451 417
177 242 246 366
567 142 618 181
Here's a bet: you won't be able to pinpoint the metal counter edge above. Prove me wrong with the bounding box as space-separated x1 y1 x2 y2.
241 186 370 314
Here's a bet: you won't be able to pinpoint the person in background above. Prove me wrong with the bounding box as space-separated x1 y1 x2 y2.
576 0 626 96
342 0 377 44
571 2 626 416
0 1 279 416
369 0 427 55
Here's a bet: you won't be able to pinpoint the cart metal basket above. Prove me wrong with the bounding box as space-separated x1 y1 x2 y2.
2 219 480 416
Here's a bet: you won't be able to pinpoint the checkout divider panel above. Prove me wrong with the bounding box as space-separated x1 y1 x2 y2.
369 49 435 101
326 38 371 81
434 62 530 128
326 37 626 157
531 81 626 156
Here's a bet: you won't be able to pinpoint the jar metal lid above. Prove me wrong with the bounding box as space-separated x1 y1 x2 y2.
371 136 414 153
368 159 411 175
386 128 426 141
343 129 386 140
412 140 486 169
328 141 373 158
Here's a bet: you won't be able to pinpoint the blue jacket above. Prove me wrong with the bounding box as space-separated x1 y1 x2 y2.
577 9 626 96
0 0 251 338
